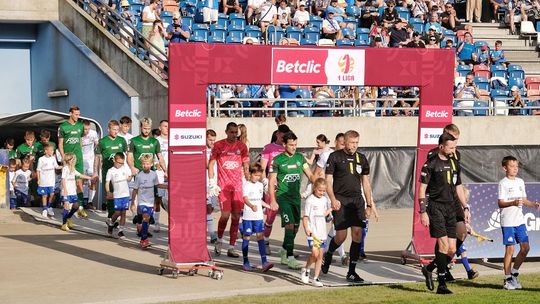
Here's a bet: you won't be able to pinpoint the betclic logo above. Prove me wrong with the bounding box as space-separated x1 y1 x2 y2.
421 105 453 123
170 104 206 123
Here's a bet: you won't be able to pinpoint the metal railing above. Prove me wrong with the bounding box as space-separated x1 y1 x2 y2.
209 96 540 117
73 0 169 79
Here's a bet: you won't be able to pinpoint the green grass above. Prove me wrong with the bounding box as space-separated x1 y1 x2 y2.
179 273 540 304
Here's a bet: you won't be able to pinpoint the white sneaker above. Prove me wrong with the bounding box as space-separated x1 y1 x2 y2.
312 278 324 287
503 278 516 290
301 268 310 284
512 274 522 289
47 207 55 216
41 210 48 218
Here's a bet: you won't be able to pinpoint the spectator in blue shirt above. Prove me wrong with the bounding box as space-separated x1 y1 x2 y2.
423 12 443 34
490 40 507 66
326 0 346 26
166 16 190 43
456 32 476 66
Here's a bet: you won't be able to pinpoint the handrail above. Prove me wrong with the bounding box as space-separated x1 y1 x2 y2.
73 0 169 79
210 97 540 117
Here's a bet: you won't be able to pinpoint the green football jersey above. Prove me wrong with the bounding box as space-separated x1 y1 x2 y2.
58 120 83 154
34 141 57 160
95 136 128 171
16 142 39 160
9 149 17 159
129 136 160 170
271 152 306 204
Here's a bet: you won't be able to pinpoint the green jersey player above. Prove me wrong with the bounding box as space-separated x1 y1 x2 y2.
269 131 313 270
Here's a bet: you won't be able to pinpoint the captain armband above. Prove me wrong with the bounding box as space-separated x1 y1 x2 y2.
418 198 427 214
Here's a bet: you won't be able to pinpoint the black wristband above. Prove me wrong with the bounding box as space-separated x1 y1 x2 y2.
418 198 427 213
463 206 470 211
366 205 372 208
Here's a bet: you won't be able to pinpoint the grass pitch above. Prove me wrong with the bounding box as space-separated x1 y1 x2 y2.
180 273 540 304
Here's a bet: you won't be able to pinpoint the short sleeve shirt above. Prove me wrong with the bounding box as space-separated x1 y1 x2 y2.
210 139 249 191
498 177 527 227
133 170 159 207
58 120 84 154
420 155 461 203
271 152 306 204
82 129 99 157
37 155 60 187
106 166 132 198
261 142 285 174
128 136 161 171
325 150 369 197
316 148 334 168
242 181 265 221
16 143 39 160
13 169 32 194
304 194 329 241
95 136 128 171
35 141 57 161
62 167 81 196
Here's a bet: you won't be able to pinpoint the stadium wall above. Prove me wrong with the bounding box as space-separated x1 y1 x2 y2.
208 116 540 148
0 0 58 22
30 21 139 131
58 0 168 126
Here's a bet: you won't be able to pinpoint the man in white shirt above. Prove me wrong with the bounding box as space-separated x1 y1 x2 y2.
293 2 310 27
259 1 278 34
82 120 99 208
322 11 342 41
247 0 266 24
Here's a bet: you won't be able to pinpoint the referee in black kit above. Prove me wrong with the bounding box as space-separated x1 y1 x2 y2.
418 132 462 294
321 130 378 282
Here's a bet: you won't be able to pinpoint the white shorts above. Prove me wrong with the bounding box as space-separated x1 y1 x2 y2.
202 7 218 23
83 155 94 176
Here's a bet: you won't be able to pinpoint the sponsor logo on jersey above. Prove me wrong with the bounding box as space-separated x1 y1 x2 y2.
421 105 453 123
65 138 80 144
287 164 298 169
142 145 152 149
271 48 365 85
70 130 80 135
222 161 240 170
282 174 300 183
138 152 153 160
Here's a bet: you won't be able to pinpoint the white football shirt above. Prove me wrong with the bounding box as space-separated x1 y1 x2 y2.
106 165 132 198
304 194 329 241
242 181 264 221
37 155 60 187
498 177 527 227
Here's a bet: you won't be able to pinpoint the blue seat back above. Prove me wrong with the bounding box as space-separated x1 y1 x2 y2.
356 27 369 42
473 101 489 116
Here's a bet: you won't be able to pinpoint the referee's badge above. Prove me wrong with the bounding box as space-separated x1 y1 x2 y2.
356 165 362 174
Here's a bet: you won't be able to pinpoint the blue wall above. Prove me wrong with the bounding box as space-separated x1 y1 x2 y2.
30 22 133 129
0 43 32 114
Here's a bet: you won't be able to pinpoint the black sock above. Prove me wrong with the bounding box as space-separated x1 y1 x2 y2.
435 251 447 284
327 238 339 254
348 241 360 273
426 242 439 272
456 239 463 255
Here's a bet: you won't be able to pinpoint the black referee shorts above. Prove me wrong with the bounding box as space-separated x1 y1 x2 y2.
332 195 366 231
427 201 457 239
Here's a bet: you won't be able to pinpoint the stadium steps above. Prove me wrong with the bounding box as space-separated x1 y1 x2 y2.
58 0 168 123
469 22 540 76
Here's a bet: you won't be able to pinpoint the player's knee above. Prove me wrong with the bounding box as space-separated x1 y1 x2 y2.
221 212 231 220
505 245 515 254
231 213 241 221
256 233 264 241
142 214 150 222
206 205 214 214
520 243 530 254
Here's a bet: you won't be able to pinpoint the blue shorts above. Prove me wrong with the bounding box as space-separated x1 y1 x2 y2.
63 195 79 203
308 238 328 249
37 186 55 195
502 224 529 246
138 205 154 217
241 219 264 236
114 197 130 211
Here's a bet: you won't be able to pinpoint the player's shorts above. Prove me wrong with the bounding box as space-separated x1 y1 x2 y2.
83 155 94 176
114 197 130 211
218 189 244 213
454 199 465 223
37 186 55 196
332 195 366 231
242 219 264 236
502 224 529 246
138 205 154 217
202 7 218 23
307 237 328 249
14 190 28 207
63 195 79 203
207 195 219 208
427 201 457 239
278 200 301 227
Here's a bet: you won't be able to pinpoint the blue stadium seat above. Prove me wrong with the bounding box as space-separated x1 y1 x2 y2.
304 26 319 34
286 26 302 34
341 28 355 39
185 0 198 7
287 31 302 41
226 35 243 44
473 101 489 116
309 16 323 30
300 38 317 45
230 13 244 20
192 23 208 30
304 31 320 42
354 39 369 47
227 30 244 43
490 89 509 98
442 29 454 37
209 29 227 43
396 7 410 21
474 76 490 91
210 24 226 31
130 1 144 14
490 64 507 79
508 64 525 79
246 29 262 39
190 28 208 42
267 26 285 44
508 77 525 89
217 14 229 30
229 18 246 31
356 27 370 42
336 39 354 46
457 65 472 77
409 18 424 34
346 6 361 17
181 16 194 30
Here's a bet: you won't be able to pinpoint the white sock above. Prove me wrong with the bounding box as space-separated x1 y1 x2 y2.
511 268 519 275
229 245 235 250
207 214 214 233
288 256 294 260
264 236 269 242
328 225 336 238
154 211 160 224
89 190 96 202
505 274 512 279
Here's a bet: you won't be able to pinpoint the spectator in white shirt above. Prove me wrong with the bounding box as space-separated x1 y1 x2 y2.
247 0 267 24
322 11 342 41
293 2 310 27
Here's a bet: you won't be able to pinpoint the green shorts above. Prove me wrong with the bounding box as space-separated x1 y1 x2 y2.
75 153 84 175
278 200 301 227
